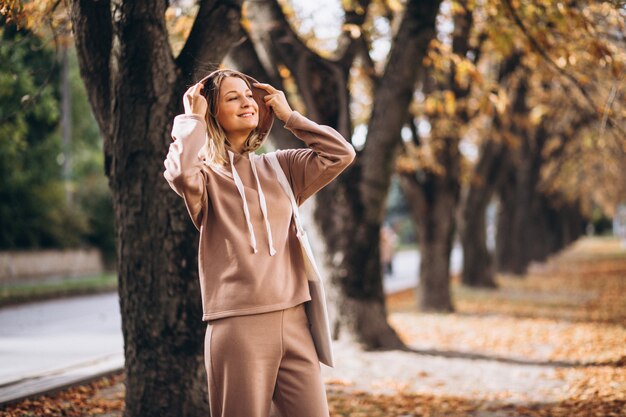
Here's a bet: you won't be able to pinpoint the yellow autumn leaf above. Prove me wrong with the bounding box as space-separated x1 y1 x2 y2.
444 90 456 115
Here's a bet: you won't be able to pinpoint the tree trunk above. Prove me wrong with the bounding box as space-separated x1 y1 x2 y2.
527 197 585 262
495 168 517 273
396 2 472 310
459 139 510 287
460 198 494 287
246 0 442 348
400 153 459 312
495 76 534 275
69 1 244 415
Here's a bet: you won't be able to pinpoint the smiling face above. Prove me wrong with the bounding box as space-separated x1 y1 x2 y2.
215 76 259 138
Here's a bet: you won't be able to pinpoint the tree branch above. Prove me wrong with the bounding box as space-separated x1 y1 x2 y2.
67 0 113 134
245 0 352 137
359 0 442 223
336 0 371 67
501 0 626 140
176 0 244 81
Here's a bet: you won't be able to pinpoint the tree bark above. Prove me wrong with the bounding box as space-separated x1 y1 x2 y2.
495 167 516 273
68 1 243 415
460 200 494 287
400 168 458 311
459 138 509 287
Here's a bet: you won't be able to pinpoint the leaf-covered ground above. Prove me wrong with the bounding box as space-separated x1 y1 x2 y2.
2 237 625 416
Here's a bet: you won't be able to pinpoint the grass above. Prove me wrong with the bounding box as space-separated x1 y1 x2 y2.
0 273 117 307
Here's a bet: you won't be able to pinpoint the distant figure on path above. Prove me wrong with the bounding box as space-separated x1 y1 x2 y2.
163 69 355 417
380 224 397 276
614 203 626 247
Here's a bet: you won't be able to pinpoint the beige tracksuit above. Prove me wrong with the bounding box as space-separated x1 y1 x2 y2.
164 110 355 416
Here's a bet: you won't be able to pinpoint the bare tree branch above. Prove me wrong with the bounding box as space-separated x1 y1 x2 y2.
360 0 442 223
176 0 244 81
67 0 113 133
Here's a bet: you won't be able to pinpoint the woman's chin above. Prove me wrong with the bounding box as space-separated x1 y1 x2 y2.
240 118 259 130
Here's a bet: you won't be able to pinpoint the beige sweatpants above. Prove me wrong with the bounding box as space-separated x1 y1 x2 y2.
204 303 330 417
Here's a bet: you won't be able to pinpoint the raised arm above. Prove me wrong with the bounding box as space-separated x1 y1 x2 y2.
163 114 208 229
275 111 356 206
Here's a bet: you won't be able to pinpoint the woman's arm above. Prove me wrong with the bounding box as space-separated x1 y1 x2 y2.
275 111 356 206
163 114 208 229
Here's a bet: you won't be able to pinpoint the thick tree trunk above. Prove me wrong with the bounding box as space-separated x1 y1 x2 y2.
493 74 591 276
459 139 509 287
495 76 535 276
395 2 471 310
496 158 538 275
330 0 442 345
495 132 581 275
69 1 243 415
399 154 459 312
495 169 516 273
460 199 494 287
526 197 585 262
246 0 442 348
561 203 585 245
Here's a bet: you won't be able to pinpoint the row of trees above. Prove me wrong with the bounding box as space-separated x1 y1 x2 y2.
5 0 625 416
0 16 114 263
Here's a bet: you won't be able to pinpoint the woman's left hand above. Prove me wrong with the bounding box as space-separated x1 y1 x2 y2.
252 83 294 122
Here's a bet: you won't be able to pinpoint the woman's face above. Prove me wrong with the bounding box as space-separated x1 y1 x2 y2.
215 76 259 137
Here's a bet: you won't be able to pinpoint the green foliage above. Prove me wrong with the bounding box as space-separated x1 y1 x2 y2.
66 46 103 180
0 20 74 248
0 19 114 256
75 176 116 266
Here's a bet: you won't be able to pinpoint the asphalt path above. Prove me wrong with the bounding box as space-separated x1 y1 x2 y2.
0 293 124 404
0 247 462 404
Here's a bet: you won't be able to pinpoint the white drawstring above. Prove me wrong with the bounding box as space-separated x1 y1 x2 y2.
229 150 258 253
228 150 277 256
249 155 277 256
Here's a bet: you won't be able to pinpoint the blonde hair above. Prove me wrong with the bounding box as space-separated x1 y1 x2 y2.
199 70 264 168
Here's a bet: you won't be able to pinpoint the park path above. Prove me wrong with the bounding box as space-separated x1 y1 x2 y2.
323 336 565 405
0 293 123 404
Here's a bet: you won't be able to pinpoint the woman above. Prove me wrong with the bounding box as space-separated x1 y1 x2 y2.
163 69 356 417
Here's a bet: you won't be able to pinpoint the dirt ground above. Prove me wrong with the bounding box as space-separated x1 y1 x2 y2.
3 237 625 417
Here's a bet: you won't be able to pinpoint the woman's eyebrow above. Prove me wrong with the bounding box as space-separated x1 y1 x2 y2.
224 89 252 95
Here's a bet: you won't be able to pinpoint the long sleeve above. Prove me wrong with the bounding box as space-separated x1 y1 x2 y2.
163 114 208 229
275 111 356 206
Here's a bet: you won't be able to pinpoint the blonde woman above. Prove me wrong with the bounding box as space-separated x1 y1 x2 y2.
163 69 355 417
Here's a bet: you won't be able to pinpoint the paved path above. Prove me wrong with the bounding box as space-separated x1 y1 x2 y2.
0 293 124 404
383 245 462 294
0 248 462 404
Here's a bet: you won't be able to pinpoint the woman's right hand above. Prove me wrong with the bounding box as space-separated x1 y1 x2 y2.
183 83 208 117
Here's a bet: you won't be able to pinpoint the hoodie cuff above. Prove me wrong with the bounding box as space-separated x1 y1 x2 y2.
284 111 303 130
174 113 207 126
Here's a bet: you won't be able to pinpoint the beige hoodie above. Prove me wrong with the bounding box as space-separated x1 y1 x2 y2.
164 111 356 321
